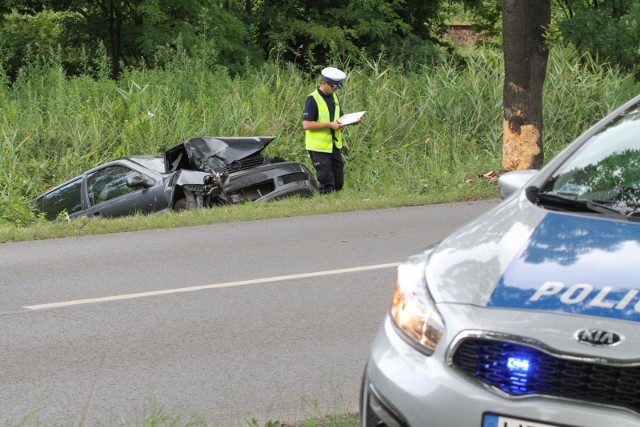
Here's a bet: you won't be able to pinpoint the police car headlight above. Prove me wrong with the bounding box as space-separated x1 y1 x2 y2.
390 259 444 356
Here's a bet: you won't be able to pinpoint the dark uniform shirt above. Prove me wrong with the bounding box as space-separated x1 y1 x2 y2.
302 87 337 122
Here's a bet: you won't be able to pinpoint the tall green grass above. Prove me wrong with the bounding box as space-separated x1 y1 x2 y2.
1 47 637 226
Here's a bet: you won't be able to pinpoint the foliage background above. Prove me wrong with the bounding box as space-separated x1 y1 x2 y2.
1 45 638 226
3 0 638 80
1 0 639 226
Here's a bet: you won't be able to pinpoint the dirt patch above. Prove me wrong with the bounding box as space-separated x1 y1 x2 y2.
443 25 482 47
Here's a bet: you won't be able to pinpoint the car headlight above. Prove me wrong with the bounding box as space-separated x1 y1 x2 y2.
390 255 445 356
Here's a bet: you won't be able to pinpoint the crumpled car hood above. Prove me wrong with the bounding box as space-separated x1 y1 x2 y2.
164 136 275 173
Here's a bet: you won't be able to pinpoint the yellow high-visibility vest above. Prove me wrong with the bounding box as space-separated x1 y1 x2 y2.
305 90 342 153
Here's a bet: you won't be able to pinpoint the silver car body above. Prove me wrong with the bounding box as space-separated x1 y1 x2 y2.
362 94 640 427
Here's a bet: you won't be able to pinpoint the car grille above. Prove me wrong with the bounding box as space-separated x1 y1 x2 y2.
223 156 266 173
451 337 640 413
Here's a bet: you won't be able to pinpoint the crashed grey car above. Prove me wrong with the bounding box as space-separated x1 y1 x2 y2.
33 136 318 220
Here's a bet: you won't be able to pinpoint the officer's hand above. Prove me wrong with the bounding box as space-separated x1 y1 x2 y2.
329 121 342 131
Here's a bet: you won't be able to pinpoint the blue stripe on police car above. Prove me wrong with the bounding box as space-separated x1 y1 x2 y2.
488 212 640 322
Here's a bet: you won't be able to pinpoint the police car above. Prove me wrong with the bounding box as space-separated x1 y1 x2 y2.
361 93 640 427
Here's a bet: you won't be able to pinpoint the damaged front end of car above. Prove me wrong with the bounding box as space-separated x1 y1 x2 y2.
165 136 319 210
169 169 231 210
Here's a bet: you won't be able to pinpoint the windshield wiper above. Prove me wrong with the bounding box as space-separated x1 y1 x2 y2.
536 192 628 217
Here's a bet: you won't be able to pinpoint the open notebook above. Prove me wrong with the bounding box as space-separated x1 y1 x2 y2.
338 111 366 126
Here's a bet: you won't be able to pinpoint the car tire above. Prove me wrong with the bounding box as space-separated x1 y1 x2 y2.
174 198 194 211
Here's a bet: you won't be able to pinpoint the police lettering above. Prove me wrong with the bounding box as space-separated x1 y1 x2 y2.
530 281 640 311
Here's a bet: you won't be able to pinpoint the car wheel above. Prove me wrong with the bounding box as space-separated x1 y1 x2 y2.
174 198 193 211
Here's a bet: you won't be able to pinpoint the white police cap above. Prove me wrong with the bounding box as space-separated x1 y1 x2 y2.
321 67 346 88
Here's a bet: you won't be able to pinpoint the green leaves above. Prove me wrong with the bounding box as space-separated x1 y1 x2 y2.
250 0 442 70
558 2 640 73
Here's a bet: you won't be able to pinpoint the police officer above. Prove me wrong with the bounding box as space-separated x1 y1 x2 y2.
302 67 359 194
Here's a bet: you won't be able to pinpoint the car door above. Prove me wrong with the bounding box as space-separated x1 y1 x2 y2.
84 163 166 218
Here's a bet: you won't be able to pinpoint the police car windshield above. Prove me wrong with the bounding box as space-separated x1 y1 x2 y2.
539 101 640 216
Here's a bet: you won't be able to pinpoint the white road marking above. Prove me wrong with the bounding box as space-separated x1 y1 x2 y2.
23 262 401 310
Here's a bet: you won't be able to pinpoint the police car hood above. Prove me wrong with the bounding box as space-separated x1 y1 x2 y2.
427 192 640 323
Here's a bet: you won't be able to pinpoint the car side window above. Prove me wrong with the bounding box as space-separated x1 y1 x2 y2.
87 165 142 206
39 178 83 220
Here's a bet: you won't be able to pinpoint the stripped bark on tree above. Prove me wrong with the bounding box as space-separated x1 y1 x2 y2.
501 0 551 171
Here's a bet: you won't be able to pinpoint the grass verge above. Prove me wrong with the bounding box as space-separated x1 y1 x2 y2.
0 184 497 244
10 400 359 427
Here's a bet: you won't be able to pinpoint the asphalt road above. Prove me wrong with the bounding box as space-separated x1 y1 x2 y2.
0 200 498 426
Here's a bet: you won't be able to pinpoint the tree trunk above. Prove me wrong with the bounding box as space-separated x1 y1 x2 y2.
109 3 123 80
500 0 551 171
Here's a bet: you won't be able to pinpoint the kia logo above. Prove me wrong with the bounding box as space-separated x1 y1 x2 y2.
574 329 623 346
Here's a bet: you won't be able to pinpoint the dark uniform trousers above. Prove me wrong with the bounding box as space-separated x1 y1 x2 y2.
309 144 344 194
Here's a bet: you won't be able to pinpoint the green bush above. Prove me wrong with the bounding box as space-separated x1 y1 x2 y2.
558 1 640 76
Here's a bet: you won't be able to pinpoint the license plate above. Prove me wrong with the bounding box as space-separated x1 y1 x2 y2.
483 414 564 427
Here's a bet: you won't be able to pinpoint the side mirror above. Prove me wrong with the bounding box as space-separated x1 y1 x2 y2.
498 169 539 199
127 174 155 188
